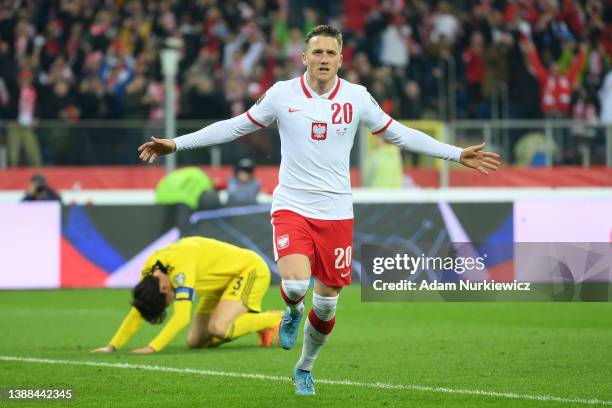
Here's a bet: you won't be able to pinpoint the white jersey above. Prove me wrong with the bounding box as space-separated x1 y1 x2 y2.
247 74 392 219
175 73 462 220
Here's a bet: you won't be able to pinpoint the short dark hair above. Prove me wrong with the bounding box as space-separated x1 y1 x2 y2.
235 157 255 174
304 25 343 49
132 275 167 324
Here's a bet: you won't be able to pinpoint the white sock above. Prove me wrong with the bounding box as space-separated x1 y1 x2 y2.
281 279 309 315
296 293 338 372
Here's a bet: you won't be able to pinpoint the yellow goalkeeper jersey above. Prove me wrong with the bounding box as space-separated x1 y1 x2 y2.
109 237 265 351
142 236 263 294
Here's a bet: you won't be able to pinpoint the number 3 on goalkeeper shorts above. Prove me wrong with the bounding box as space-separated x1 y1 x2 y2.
334 246 352 269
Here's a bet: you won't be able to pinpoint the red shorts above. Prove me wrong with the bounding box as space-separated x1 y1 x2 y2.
271 210 354 287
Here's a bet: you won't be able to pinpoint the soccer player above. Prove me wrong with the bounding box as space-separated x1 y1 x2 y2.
92 237 281 353
137 25 500 394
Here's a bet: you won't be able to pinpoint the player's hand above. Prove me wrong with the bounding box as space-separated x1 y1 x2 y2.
131 346 156 354
91 345 116 353
138 136 176 163
459 143 501 175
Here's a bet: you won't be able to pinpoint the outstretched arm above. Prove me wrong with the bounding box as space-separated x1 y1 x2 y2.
523 41 548 83
379 121 501 174
92 307 145 352
132 300 193 353
566 44 587 84
139 83 280 163
138 113 262 163
380 120 462 161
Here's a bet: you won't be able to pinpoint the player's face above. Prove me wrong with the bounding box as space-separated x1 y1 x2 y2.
303 36 343 84
153 270 174 306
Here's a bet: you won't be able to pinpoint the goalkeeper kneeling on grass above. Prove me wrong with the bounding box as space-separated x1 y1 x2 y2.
92 237 282 354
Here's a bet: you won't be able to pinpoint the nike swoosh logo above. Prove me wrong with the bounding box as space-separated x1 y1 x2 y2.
288 108 301 113
340 271 351 278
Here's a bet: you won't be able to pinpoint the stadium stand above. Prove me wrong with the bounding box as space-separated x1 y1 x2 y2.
0 0 609 198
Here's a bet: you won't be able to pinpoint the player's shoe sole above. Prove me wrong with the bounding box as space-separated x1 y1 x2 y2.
279 307 303 350
293 368 315 395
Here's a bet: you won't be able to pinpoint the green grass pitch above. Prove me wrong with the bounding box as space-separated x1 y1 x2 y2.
1 287 611 407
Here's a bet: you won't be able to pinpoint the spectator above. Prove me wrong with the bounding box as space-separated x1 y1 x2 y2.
223 26 265 78
226 158 261 207
522 39 587 118
343 0 378 34
285 28 305 77
570 87 598 165
0 77 9 123
370 78 394 115
462 31 486 118
380 15 410 70
8 69 41 167
507 34 542 119
582 39 608 93
42 80 78 164
22 174 62 202
0 0 610 171
123 71 148 120
100 44 135 118
399 81 423 119
353 52 373 88
183 76 229 120
483 31 513 115
77 75 106 119
155 166 220 213
0 41 18 119
143 77 180 121
362 137 403 189
598 70 612 124
14 18 35 60
75 74 105 164
429 1 461 50
572 87 598 126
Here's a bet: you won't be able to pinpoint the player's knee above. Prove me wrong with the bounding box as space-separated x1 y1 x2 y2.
186 336 205 349
277 254 311 280
208 319 229 339
186 330 209 348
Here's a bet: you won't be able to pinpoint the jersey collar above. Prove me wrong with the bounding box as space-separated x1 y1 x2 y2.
301 73 341 100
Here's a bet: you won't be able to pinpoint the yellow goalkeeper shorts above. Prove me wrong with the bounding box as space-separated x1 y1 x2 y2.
196 258 271 314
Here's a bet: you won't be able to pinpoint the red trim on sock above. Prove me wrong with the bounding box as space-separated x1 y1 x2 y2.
308 309 335 335
280 285 306 306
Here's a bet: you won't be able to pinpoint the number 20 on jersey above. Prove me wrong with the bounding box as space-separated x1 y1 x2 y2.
311 103 353 141
331 103 353 124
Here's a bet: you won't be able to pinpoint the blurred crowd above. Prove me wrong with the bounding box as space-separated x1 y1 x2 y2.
0 0 611 166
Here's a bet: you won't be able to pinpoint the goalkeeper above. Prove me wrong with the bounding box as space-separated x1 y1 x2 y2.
92 237 281 353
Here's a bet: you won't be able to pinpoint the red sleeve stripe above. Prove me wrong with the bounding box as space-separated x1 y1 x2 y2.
372 118 393 135
300 75 313 98
308 309 336 335
327 79 341 100
246 111 266 128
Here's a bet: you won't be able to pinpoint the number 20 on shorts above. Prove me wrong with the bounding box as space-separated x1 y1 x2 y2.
334 246 352 269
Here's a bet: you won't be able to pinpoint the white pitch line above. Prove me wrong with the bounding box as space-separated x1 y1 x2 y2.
1 355 610 406
5 309 121 317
